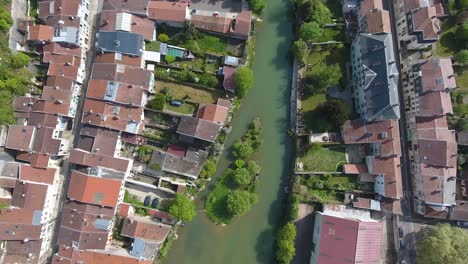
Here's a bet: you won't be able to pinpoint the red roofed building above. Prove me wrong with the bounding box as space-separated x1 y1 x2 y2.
27 25 54 43
52 248 152 264
99 10 156 41
19 164 57 185
197 98 231 125
86 79 147 107
69 149 131 173
147 1 188 27
91 63 155 93
311 204 383 264
67 170 123 207
95 52 143 67
222 66 236 93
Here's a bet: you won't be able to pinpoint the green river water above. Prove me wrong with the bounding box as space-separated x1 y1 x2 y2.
164 0 293 262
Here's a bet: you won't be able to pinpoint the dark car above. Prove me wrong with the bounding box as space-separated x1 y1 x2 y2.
398 227 404 238
151 198 159 208
400 239 405 248
144 196 151 206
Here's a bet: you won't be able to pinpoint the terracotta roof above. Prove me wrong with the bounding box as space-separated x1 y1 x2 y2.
450 200 468 221
417 126 457 167
415 115 448 130
57 225 108 251
380 198 402 214
13 96 37 113
48 62 80 80
46 75 76 90
166 145 186 157
360 0 384 17
371 156 403 199
117 203 132 217
11 181 48 210
19 164 56 185
148 1 187 22
434 3 445 16
31 99 71 116
59 201 114 236
43 52 80 66
38 0 81 18
42 42 82 58
42 86 73 103
31 127 62 155
230 10 252 38
95 52 143 67
120 217 171 242
99 10 155 41
0 178 17 188
315 213 383 264
5 125 35 151
69 149 130 172
404 0 424 12
3 239 42 263
196 101 229 125
27 112 59 128
366 9 391 33
0 208 42 241
102 0 150 16
53 249 153 264
176 116 221 143
412 6 440 40
344 164 368 174
91 63 153 91
86 79 146 106
418 91 453 117
222 66 236 92
44 15 82 28
420 59 456 93
67 170 122 207
77 125 119 156
191 15 232 34
16 152 50 169
28 25 54 42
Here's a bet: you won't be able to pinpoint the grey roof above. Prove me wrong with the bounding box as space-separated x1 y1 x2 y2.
97 31 144 57
352 33 400 121
93 218 111 231
176 116 221 143
53 26 80 46
131 237 160 260
0 161 20 178
149 148 208 179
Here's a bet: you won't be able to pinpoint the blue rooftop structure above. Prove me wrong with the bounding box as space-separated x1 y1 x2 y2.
351 33 400 121
97 31 144 57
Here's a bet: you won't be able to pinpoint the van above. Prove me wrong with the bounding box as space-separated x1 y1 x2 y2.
144 196 151 206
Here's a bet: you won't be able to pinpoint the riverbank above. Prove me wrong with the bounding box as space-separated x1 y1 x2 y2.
162 0 294 261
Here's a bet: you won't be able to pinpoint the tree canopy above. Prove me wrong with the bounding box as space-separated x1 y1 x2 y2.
0 9 12 33
456 23 468 41
455 49 468 65
234 67 254 98
232 140 254 159
152 93 166 111
318 99 350 126
299 22 323 43
276 222 297 264
200 159 217 178
417 224 468 264
291 39 308 63
169 194 196 222
232 167 252 185
303 64 342 94
248 0 266 14
226 190 257 217
291 0 314 23
310 0 333 25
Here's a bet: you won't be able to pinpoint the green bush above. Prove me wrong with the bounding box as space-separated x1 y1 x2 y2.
232 140 254 159
234 67 254 98
248 0 266 13
165 55 176 64
226 190 257 217
10 53 29 69
199 73 219 87
149 163 161 171
169 194 196 222
158 33 170 43
276 223 296 264
200 159 217 178
152 93 166 111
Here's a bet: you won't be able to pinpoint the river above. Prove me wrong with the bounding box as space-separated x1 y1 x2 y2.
163 0 293 262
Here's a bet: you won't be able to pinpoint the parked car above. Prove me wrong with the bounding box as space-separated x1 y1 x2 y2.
144 196 151 206
151 198 159 208
170 100 182 106
400 239 405 248
456 221 468 227
398 227 404 238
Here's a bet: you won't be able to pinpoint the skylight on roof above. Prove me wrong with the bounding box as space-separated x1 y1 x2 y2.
116 13 132 32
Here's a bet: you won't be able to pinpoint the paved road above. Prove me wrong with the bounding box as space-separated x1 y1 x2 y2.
8 0 27 51
386 0 417 263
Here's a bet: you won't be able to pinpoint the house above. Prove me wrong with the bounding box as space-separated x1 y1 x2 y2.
38 0 89 22
97 31 144 57
148 148 209 179
191 15 232 35
91 63 155 92
222 66 237 93
102 0 151 17
99 10 156 41
27 25 54 44
5 125 69 156
176 116 222 145
351 33 400 121
310 204 383 264
120 216 172 260
76 125 120 157
95 52 143 67
69 149 131 173
147 1 189 27
230 11 253 39
197 98 232 125
52 248 153 264
87 79 147 107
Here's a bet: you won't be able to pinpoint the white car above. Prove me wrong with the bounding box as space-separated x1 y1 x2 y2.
456 221 468 227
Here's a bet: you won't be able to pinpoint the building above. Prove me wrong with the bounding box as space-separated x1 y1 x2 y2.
176 116 222 145
97 31 144 57
310 204 384 264
190 10 253 39
351 33 400 121
147 1 189 28
197 98 232 125
99 11 156 41
147 148 209 179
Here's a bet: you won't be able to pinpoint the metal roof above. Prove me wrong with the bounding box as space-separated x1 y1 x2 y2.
97 31 144 57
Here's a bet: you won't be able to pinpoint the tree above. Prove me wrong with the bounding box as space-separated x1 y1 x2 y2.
232 140 254 159
200 159 217 178
9 53 29 69
455 49 468 65
164 55 176 64
152 93 166 111
418 224 468 264
319 99 350 126
183 20 199 40
248 0 266 14
299 22 323 43
226 190 257 217
232 167 252 185
234 67 254 98
456 23 468 41
303 64 342 94
276 222 296 264
169 194 196 222
310 0 333 25
199 73 219 87
456 0 468 11
291 0 313 23
0 9 12 33
291 39 308 64
158 33 170 43
246 160 261 175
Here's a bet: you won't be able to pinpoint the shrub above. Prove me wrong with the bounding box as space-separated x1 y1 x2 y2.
248 0 266 13
165 55 176 64
226 190 257 217
199 73 219 87
276 223 296 264
200 159 217 178
10 53 29 69
158 33 170 43
152 93 166 111
232 140 254 159
169 194 196 222
234 67 254 98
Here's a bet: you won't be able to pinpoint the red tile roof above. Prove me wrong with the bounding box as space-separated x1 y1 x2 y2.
27 112 59 128
86 79 146 106
360 0 384 17
53 249 153 264
344 164 368 174
11 181 48 211
69 149 130 172
191 15 232 34
230 11 252 38
42 86 73 103
91 63 153 91
31 99 71 116
405 0 424 12
420 59 456 93
371 156 403 199
48 62 80 81
148 1 188 22
46 75 75 90
166 145 186 157
120 217 171 242
3 239 42 263
19 164 56 185
16 152 50 169
28 25 54 42
117 203 132 217
102 0 150 16
366 9 391 34
196 102 229 125
38 0 81 18
418 91 453 117
412 6 440 40
95 52 143 67
43 52 80 66
5 125 35 151
222 66 236 92
0 208 42 241
42 42 82 58
67 170 122 207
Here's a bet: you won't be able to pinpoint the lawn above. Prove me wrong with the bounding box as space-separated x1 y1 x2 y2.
301 94 337 132
455 66 468 89
306 44 349 88
319 27 345 42
297 145 347 172
145 41 161 52
155 80 223 104
165 102 196 115
197 33 228 54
